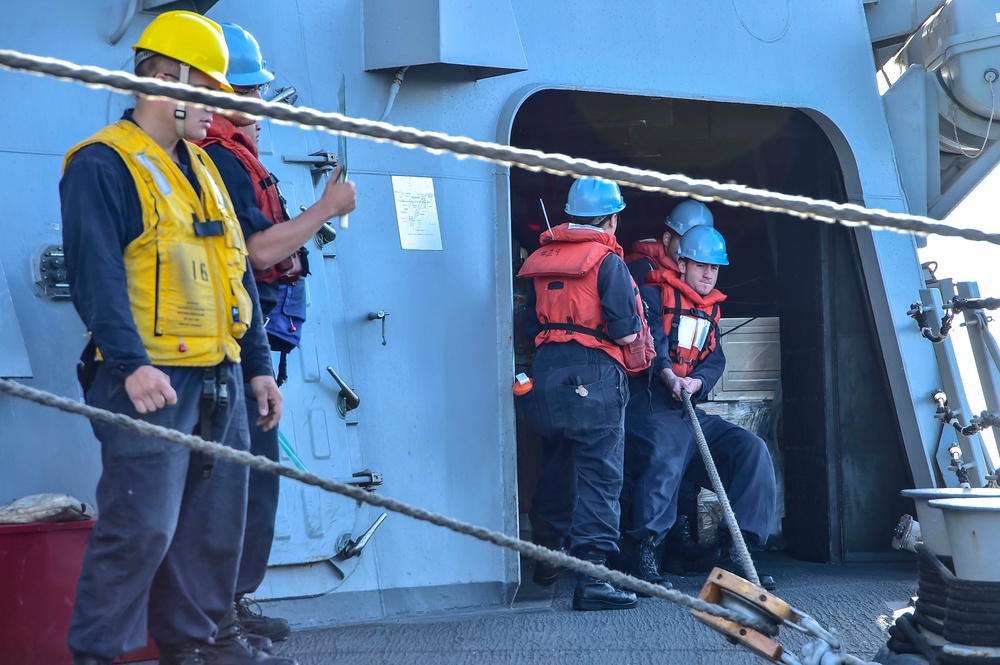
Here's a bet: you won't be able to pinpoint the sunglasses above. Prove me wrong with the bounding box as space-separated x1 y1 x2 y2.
232 83 270 97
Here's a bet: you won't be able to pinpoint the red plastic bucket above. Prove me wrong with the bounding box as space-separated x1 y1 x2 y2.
0 519 157 664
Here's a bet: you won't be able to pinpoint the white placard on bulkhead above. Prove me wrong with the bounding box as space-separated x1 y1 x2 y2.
391 175 443 251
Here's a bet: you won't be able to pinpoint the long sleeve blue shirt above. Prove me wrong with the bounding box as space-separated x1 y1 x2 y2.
626 256 657 289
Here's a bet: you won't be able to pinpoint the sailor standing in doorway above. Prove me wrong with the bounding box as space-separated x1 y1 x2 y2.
59 11 291 665
518 177 649 611
197 22 356 649
626 225 778 591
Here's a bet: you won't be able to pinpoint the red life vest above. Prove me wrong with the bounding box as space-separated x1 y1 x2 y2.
198 116 301 284
519 223 653 375
624 239 679 280
645 268 726 377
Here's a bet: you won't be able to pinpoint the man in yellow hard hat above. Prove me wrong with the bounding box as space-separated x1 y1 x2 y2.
60 11 295 665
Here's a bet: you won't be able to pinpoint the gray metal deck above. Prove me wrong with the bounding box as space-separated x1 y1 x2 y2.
262 552 916 665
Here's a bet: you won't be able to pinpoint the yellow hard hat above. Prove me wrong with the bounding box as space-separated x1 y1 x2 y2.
133 10 233 92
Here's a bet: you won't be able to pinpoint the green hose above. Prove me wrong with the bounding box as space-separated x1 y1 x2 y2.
277 429 308 472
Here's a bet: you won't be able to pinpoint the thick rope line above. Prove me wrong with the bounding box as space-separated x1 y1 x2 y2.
0 377 777 635
681 390 761 587
2 48 1000 246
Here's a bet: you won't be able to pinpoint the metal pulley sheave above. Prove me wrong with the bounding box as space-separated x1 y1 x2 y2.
692 567 877 665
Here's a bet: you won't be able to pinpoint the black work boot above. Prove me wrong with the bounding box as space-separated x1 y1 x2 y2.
661 514 721 575
572 551 638 611
219 605 274 654
242 634 274 656
717 529 777 591
71 653 113 665
236 598 291 642
531 534 566 586
634 536 672 595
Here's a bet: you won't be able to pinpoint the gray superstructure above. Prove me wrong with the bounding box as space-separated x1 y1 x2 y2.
3 0 1000 649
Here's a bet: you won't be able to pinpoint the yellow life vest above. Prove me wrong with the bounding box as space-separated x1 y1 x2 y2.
63 120 252 366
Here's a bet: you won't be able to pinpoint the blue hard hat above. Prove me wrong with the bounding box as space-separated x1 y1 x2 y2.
564 177 626 217
665 200 714 235
221 23 274 86
678 225 729 265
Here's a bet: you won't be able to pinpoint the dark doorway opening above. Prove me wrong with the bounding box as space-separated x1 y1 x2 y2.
510 89 912 563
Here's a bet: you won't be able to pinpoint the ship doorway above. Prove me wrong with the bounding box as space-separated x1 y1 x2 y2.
509 90 911 563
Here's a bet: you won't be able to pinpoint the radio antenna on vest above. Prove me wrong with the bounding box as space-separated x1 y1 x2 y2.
539 198 552 232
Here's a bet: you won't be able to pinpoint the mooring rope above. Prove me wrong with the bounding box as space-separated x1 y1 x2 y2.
1 48 999 246
681 389 761 587
0 376 781 635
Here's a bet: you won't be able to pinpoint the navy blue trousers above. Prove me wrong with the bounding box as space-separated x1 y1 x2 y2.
235 385 280 597
624 384 777 546
68 363 250 658
521 342 628 555
623 381 696 545
685 411 776 545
